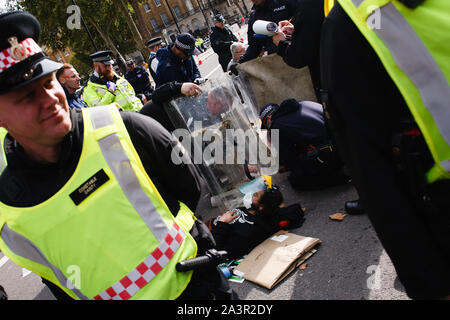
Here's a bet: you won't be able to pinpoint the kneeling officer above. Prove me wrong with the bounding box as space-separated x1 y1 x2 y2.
0 11 232 300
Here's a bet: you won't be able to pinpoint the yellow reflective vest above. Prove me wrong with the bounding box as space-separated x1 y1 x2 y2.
335 0 450 183
324 0 335 16
0 105 197 300
83 76 143 112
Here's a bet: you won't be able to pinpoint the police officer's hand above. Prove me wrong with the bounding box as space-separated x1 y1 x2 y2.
193 77 208 85
106 81 117 93
272 31 286 46
181 82 203 98
278 20 294 36
229 63 239 76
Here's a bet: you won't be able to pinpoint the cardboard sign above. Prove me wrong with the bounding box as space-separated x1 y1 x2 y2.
234 230 321 289
237 53 317 110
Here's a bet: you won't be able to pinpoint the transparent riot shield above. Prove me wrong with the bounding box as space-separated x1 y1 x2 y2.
166 72 278 212
231 71 260 132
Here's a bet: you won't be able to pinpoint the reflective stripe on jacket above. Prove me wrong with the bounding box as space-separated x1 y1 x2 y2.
83 77 143 112
324 0 335 16
337 0 450 183
0 105 197 299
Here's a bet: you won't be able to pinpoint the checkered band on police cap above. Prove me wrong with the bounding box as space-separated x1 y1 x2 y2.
260 103 279 121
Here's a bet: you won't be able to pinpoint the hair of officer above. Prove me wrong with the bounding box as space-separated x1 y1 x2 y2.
56 63 74 81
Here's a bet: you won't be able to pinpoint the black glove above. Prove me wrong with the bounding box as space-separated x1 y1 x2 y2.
229 63 239 76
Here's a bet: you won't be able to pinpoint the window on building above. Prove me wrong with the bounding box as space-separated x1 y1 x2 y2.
143 3 151 12
173 6 182 20
154 0 161 7
185 0 194 12
150 18 160 32
160 12 170 26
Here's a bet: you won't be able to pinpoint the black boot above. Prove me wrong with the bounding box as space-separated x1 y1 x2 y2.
0 285 8 300
345 199 365 215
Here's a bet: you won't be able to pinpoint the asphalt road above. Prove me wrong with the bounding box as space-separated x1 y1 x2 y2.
0 24 410 301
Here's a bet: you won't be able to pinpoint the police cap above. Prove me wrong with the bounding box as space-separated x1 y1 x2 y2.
0 11 63 95
259 103 279 129
146 37 162 48
90 50 115 65
174 33 201 56
213 14 225 23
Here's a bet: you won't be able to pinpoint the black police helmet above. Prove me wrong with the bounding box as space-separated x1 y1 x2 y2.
0 11 63 95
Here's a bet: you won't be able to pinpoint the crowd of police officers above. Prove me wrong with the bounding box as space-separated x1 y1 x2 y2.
0 0 448 301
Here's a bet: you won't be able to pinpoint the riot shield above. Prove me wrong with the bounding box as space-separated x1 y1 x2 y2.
166 73 278 211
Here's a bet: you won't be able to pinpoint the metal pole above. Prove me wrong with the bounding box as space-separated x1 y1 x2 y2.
71 0 98 51
164 0 181 33
241 0 249 15
196 0 210 29
208 0 218 15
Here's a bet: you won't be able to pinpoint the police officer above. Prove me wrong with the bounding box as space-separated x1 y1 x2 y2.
0 11 234 300
260 98 349 190
238 0 299 64
154 33 202 88
124 58 153 101
82 50 143 112
209 14 238 72
321 1 450 299
146 36 163 82
140 81 203 133
272 0 325 101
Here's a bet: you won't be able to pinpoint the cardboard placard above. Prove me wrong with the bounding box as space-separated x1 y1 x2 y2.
234 230 321 289
236 53 317 110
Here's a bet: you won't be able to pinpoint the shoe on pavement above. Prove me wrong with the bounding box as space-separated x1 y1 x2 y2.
345 199 365 215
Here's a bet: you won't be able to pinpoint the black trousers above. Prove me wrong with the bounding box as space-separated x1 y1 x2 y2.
218 54 232 72
320 3 450 299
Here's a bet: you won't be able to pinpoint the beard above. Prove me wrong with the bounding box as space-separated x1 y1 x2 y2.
104 69 115 80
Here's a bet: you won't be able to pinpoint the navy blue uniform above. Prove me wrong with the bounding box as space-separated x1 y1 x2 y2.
276 0 324 100
124 65 153 98
154 45 201 88
63 86 87 109
209 26 238 72
268 99 348 190
239 0 299 63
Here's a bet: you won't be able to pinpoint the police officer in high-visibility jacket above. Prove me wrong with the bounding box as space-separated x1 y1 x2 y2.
0 11 233 300
321 0 450 299
83 50 143 112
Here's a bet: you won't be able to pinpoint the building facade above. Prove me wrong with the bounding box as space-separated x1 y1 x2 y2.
43 46 74 64
135 0 253 43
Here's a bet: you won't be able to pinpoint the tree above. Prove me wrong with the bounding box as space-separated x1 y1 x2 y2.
17 0 142 74
117 0 148 60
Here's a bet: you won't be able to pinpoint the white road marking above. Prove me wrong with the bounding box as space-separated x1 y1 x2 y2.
22 268 32 278
205 65 222 79
0 255 9 269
